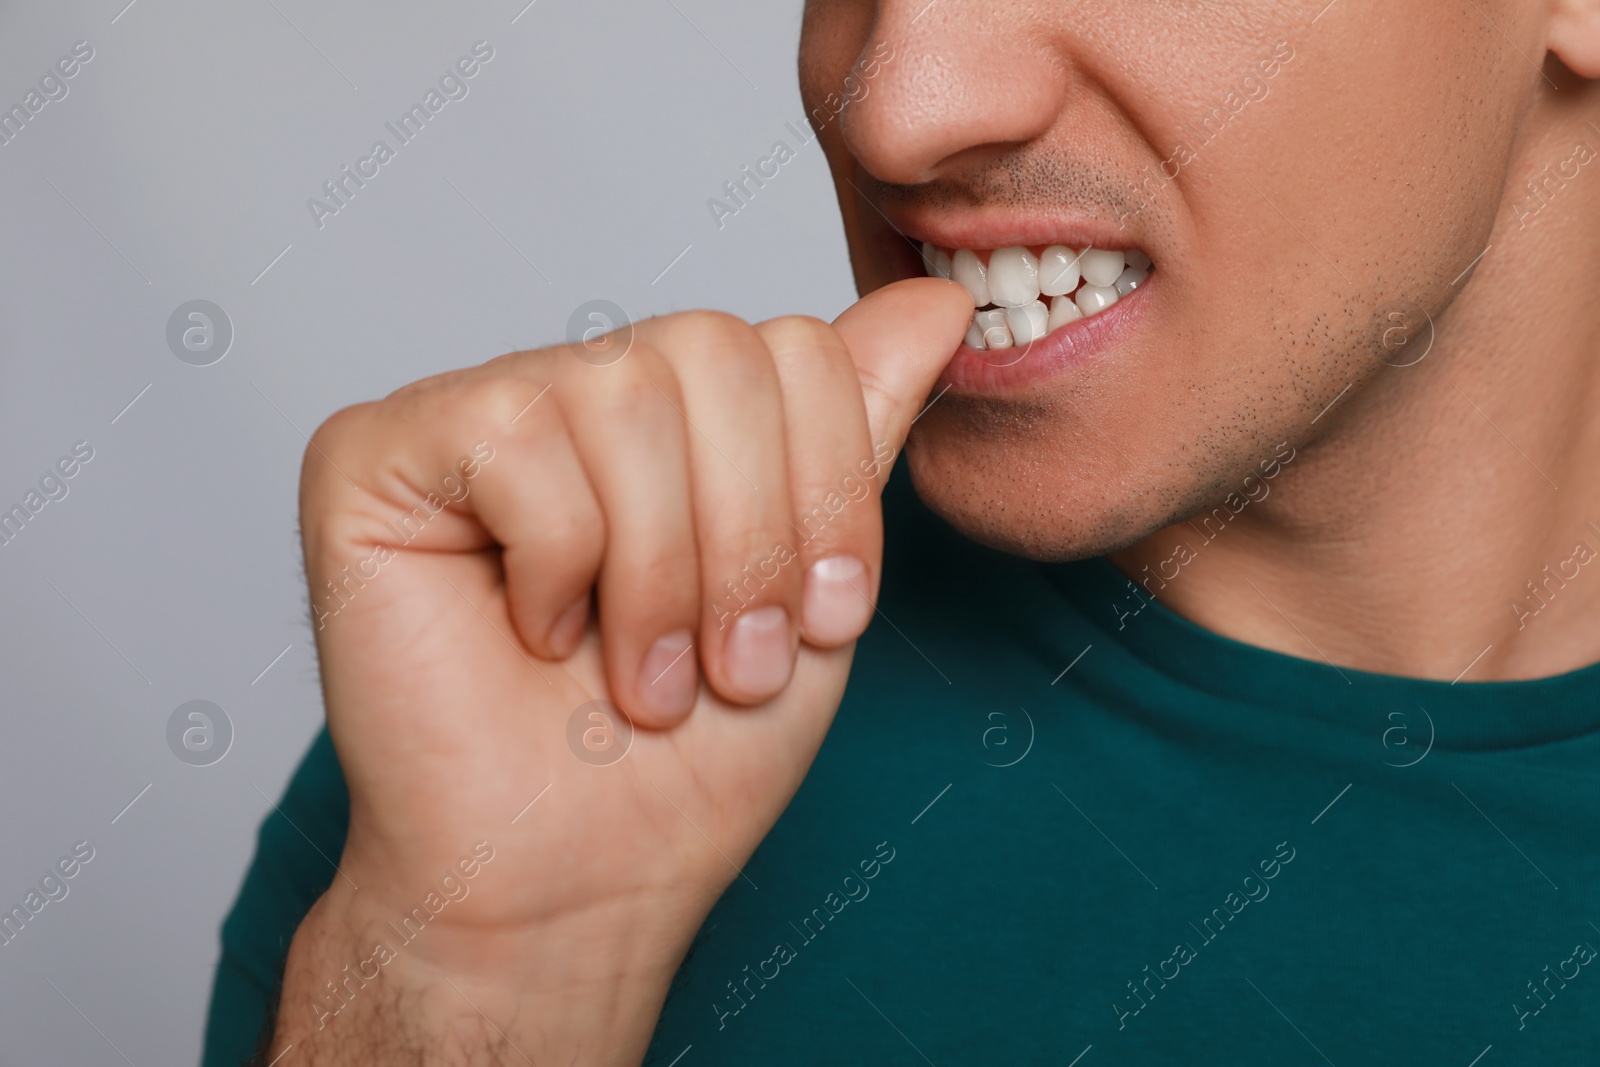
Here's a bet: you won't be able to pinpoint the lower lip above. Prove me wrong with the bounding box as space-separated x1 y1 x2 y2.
935 275 1154 393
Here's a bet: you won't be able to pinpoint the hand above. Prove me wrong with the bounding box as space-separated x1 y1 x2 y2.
271 278 972 1063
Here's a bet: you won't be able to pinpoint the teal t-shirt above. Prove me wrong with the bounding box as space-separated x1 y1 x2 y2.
204 476 1600 1065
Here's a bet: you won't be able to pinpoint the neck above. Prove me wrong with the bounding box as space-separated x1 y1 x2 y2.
1113 90 1600 682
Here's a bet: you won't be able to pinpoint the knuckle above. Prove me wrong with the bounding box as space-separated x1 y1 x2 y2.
763 314 859 395
579 343 677 421
449 375 545 429
664 308 759 349
793 477 875 546
383 366 474 405
655 310 773 376
791 498 849 551
707 540 793 606
533 502 604 561
703 507 803 595
618 544 700 622
484 347 560 384
300 404 378 554
483 345 543 369
760 314 840 356
303 403 370 487
713 517 790 564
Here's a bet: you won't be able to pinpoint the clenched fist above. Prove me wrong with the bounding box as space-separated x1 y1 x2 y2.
269 278 972 1064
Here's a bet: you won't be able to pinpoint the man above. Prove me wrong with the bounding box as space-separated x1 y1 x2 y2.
205 0 1600 1062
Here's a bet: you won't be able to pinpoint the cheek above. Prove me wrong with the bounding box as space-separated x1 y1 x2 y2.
1111 6 1514 471
1194 7 1509 311
798 0 874 115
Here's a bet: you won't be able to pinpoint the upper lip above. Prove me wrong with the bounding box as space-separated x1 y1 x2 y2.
882 205 1147 254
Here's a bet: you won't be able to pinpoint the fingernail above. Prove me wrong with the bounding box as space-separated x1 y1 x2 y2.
802 556 872 644
725 605 793 697
636 629 697 719
548 596 588 655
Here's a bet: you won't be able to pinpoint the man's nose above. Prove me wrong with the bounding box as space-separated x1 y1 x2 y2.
841 0 1069 186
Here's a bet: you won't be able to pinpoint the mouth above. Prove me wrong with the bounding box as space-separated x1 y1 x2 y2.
902 236 1158 393
919 242 1153 349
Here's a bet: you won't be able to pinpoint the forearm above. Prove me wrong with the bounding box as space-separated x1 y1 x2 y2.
265 884 686 1065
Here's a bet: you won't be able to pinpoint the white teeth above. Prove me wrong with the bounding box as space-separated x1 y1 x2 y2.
951 249 989 307
976 308 1012 349
1038 245 1080 297
1079 248 1126 288
925 241 1151 347
1048 294 1083 332
986 246 1040 307
964 318 987 350
1075 284 1119 316
1114 266 1147 296
1005 300 1049 344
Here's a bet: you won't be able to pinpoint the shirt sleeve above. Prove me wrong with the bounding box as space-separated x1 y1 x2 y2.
201 728 350 1066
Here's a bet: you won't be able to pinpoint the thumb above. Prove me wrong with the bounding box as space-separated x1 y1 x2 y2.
831 277 973 459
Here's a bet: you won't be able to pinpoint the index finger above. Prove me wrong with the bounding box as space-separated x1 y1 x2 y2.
829 277 974 465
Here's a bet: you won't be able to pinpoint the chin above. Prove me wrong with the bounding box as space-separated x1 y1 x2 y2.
901 410 1181 563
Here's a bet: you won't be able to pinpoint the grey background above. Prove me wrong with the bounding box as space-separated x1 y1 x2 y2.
0 1 852 1062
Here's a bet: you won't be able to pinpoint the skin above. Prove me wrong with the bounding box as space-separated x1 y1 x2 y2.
810 0 1600 680
267 1 1600 1062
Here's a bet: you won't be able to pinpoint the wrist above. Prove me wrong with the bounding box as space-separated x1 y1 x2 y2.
272 880 695 1064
